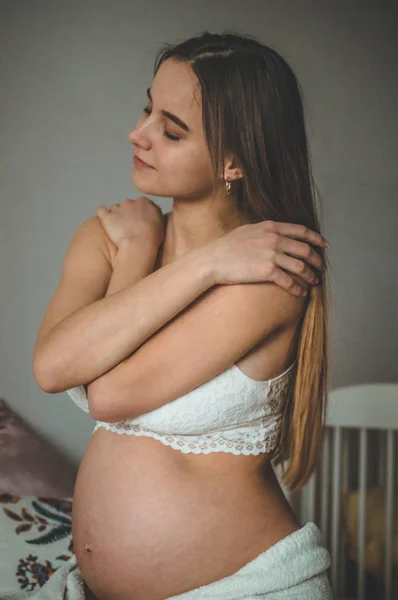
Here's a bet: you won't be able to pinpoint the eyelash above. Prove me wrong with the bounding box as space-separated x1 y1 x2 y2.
142 107 181 141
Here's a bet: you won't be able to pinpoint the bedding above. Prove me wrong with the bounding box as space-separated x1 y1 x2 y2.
0 493 73 595
0 398 77 498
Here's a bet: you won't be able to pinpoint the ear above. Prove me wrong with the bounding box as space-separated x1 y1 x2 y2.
224 154 244 181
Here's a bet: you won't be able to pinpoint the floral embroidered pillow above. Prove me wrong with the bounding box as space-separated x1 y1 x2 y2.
0 493 73 594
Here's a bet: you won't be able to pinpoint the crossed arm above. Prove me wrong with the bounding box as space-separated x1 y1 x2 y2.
33 219 305 422
85 241 305 423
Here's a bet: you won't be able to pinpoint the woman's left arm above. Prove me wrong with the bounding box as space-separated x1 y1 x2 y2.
84 238 159 393
105 238 160 297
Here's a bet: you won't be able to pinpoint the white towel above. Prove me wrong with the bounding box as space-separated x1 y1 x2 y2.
2 522 332 599
167 522 333 599
0 555 84 600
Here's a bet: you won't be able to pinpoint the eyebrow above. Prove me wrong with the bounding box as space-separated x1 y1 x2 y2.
146 87 191 133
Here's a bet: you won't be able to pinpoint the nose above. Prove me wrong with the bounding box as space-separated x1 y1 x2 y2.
129 118 152 146
128 127 141 145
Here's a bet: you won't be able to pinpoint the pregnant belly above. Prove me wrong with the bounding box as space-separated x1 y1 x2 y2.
72 427 299 600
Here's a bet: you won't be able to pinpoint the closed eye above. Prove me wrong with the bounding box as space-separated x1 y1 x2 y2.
142 108 181 141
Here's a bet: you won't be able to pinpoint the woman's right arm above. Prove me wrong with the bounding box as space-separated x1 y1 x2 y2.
32 224 216 394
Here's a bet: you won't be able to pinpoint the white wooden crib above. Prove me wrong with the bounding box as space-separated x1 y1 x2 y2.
275 383 398 600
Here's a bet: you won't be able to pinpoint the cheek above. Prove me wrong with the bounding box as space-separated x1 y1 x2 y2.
170 156 214 192
137 140 215 195
165 145 213 180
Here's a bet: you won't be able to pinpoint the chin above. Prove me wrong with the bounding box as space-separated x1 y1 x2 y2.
131 178 169 198
131 172 151 190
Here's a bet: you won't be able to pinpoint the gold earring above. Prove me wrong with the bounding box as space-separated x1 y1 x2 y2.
225 179 231 196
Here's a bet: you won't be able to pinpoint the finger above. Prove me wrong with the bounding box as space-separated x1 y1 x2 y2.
96 205 109 215
275 253 320 286
268 267 308 297
270 222 328 248
275 236 325 272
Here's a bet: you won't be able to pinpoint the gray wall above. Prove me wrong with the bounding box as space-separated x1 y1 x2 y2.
1 0 397 467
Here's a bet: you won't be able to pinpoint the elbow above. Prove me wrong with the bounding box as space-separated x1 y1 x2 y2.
84 380 103 420
87 379 136 423
32 353 83 395
32 354 58 394
32 362 70 394
86 380 115 422
32 344 68 394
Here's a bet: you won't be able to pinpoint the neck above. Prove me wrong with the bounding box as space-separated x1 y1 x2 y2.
160 203 250 264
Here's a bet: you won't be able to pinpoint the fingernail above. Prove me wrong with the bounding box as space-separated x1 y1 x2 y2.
324 240 330 247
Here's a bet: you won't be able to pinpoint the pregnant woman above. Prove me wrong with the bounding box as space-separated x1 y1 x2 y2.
30 31 332 600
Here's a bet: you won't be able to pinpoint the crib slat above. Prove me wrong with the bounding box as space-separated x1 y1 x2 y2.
378 429 385 486
340 429 349 599
384 430 394 600
331 426 342 595
358 429 367 600
321 429 330 546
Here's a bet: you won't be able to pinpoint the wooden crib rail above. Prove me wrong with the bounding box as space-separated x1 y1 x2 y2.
274 383 398 600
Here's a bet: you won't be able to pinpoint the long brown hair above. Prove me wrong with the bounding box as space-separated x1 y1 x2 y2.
152 30 332 492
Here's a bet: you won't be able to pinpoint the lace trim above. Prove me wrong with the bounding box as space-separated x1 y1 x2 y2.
93 420 282 455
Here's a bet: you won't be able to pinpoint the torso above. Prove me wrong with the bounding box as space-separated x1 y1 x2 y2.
72 216 307 600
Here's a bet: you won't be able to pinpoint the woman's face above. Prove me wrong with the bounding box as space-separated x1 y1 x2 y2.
129 58 219 201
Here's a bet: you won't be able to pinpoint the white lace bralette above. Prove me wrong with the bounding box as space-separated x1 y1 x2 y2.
65 360 296 456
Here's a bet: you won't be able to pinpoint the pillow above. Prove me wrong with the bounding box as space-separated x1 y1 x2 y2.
0 398 77 498
0 493 73 595
342 486 398 584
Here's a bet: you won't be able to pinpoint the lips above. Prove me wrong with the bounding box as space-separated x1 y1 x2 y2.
134 154 153 168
